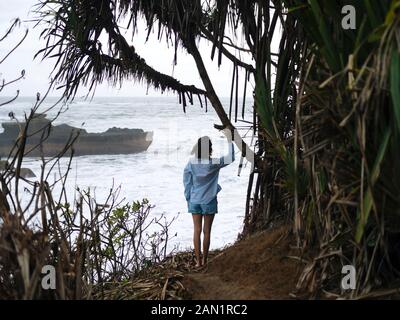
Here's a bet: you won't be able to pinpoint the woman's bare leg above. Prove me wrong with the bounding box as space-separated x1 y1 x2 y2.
192 214 203 267
202 214 215 265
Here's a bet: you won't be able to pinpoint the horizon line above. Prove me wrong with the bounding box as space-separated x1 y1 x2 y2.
5 95 233 99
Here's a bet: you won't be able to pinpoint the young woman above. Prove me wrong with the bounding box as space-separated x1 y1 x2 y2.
183 130 235 267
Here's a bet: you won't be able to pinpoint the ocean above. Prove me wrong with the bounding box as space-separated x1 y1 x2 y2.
0 96 254 252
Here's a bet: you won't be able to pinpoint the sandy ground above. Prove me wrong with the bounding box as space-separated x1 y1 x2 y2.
182 225 302 299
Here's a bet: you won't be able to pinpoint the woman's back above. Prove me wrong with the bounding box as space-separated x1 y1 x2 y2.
183 142 235 204
183 133 235 268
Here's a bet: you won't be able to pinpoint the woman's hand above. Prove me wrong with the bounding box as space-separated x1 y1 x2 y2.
221 127 233 142
214 124 234 142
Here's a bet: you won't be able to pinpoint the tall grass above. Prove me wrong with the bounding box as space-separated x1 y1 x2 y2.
252 0 400 296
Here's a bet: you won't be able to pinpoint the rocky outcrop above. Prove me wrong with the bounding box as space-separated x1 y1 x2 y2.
0 113 153 157
0 160 36 178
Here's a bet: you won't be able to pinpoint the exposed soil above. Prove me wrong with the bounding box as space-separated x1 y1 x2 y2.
182 225 303 299
99 225 400 300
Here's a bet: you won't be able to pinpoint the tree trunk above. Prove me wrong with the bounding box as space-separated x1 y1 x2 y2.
185 38 260 167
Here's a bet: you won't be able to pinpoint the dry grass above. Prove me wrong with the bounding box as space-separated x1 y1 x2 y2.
96 251 222 300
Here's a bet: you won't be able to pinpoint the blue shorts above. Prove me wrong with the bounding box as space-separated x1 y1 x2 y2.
188 197 218 215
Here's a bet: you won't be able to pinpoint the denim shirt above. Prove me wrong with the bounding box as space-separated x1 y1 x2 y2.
183 142 235 204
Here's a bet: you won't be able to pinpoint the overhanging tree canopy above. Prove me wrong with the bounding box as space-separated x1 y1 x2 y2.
35 0 269 165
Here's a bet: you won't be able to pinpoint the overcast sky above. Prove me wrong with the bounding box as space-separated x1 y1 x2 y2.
0 0 255 98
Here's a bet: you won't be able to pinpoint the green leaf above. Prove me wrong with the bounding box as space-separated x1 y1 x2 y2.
254 70 273 135
363 0 381 29
308 0 341 71
390 49 400 133
287 4 308 13
385 0 400 26
355 127 391 243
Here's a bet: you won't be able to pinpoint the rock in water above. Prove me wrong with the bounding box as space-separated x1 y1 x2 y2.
0 160 36 178
19 168 36 178
0 113 153 157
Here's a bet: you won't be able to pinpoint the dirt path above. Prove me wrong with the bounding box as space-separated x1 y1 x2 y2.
182 226 302 299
